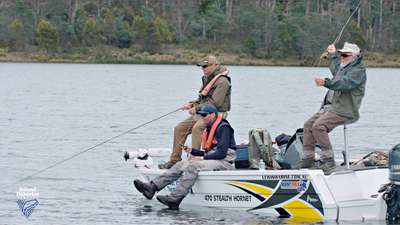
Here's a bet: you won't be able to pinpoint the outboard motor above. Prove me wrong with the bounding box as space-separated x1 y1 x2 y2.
389 144 400 183
384 144 400 224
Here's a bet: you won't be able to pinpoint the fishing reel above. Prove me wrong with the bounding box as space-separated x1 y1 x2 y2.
124 149 154 169
319 51 329 60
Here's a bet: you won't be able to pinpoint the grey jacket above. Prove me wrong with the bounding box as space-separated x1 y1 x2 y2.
321 53 367 123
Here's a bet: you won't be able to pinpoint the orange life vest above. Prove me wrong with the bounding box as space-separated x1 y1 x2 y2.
201 113 223 152
200 70 229 97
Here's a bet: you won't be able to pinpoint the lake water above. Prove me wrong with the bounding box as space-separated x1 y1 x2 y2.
1 63 399 225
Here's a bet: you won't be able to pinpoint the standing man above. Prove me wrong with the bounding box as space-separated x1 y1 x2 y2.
159 56 231 169
299 42 367 173
134 104 236 209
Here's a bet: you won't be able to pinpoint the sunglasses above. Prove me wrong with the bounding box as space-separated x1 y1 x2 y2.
341 54 352 58
201 65 209 69
199 113 209 117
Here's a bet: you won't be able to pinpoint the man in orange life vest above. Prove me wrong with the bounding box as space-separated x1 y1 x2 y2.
134 104 236 210
159 55 231 169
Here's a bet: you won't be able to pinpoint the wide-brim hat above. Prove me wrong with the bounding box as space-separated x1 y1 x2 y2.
338 42 360 55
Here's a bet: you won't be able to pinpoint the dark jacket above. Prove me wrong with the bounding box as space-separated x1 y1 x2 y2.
191 119 236 160
322 53 367 123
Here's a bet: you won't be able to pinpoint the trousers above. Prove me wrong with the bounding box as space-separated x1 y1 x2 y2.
153 149 235 200
170 115 205 162
303 111 347 161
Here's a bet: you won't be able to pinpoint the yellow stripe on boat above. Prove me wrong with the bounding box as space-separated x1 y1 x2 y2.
226 181 273 198
283 199 324 223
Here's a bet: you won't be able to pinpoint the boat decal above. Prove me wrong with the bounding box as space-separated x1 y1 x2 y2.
298 181 324 216
225 180 280 203
226 181 271 201
283 199 324 222
275 207 291 218
226 179 324 221
226 180 277 197
251 180 305 210
236 180 280 189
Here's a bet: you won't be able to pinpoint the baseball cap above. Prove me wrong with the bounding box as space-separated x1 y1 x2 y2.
196 104 218 116
196 55 219 67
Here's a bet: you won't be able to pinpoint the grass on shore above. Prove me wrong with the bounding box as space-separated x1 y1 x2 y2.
0 46 399 67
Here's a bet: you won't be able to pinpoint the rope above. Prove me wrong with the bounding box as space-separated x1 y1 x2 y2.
4 108 182 188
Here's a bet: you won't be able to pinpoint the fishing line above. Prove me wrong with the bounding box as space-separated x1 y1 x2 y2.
4 108 182 188
316 0 362 66
158 113 199 167
332 0 362 45
181 124 197 158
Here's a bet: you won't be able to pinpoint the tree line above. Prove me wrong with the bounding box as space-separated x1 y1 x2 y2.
0 0 399 61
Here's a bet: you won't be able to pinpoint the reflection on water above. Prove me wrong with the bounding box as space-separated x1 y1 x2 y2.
0 63 399 224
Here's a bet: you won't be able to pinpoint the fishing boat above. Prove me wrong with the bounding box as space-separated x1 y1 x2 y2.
135 164 388 223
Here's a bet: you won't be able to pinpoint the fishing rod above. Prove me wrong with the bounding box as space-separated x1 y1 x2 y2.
317 0 362 66
4 107 182 188
124 119 194 163
332 0 362 46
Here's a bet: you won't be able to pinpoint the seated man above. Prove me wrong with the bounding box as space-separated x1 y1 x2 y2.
134 104 236 210
159 55 231 169
299 42 367 173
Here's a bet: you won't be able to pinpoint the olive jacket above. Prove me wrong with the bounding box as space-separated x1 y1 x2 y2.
322 53 367 123
192 65 231 112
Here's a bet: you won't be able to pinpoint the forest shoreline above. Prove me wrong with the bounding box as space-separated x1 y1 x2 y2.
0 47 399 67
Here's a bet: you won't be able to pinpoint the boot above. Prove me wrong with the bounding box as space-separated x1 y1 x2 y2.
297 158 315 169
133 179 157 200
158 161 177 169
320 158 336 175
156 195 184 210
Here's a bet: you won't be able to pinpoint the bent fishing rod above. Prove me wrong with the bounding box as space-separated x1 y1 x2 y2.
317 0 362 66
333 0 362 46
4 107 182 188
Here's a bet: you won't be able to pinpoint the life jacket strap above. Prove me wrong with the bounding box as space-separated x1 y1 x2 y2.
201 113 223 152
